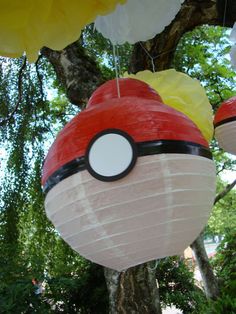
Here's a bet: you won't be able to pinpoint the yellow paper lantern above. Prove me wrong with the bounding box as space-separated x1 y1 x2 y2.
124 70 214 142
0 0 126 62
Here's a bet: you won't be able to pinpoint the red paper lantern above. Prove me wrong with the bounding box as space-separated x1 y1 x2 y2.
214 96 236 155
42 78 216 271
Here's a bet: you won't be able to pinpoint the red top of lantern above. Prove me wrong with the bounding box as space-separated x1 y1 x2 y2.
214 96 236 126
87 78 163 108
42 78 209 186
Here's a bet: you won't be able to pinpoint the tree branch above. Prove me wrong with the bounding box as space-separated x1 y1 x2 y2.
0 56 27 126
190 233 220 300
35 55 45 100
214 178 236 205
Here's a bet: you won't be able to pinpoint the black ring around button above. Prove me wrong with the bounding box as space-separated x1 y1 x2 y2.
85 129 138 182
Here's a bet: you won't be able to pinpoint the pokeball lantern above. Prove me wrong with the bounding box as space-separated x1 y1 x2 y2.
42 78 216 271
214 96 236 155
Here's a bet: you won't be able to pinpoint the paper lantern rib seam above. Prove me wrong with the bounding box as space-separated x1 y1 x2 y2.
85 225 207 263
47 192 214 230
57 204 212 245
67 205 212 250
60 205 212 242
46 175 215 219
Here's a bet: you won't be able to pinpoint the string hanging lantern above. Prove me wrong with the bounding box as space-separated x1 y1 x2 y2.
214 96 236 155
42 78 216 271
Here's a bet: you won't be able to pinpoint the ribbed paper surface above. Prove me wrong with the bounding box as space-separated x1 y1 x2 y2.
45 154 216 271
215 121 236 156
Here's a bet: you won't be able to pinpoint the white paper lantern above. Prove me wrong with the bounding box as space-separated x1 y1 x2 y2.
230 45 236 69
229 22 236 69
214 96 236 155
95 0 184 44
42 78 216 271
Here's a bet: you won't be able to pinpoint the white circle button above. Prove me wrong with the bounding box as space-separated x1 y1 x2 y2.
88 132 134 179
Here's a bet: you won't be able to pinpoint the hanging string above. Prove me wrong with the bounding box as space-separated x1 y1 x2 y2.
139 42 156 72
222 0 228 27
113 44 121 98
139 42 176 73
116 45 121 76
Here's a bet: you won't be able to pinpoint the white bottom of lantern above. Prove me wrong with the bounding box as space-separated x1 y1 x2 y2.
215 122 236 155
45 154 216 271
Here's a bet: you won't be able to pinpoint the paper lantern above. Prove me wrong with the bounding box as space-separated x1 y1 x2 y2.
95 0 184 44
124 70 214 142
0 0 126 62
230 45 236 69
42 78 216 271
214 96 236 155
229 22 236 69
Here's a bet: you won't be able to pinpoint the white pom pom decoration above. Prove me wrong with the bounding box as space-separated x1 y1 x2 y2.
95 0 184 44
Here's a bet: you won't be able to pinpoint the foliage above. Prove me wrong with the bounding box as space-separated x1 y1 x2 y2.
174 25 236 111
0 53 109 313
82 25 132 80
0 279 50 314
156 256 205 313
0 264 108 314
213 231 236 289
207 179 236 236
197 231 236 313
45 264 108 313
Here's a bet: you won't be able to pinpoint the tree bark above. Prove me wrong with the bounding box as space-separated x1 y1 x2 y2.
190 233 220 300
104 263 162 314
41 42 103 107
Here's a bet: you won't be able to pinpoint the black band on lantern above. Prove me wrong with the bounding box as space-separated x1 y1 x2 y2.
43 157 86 194
137 140 212 160
214 116 236 128
43 139 212 195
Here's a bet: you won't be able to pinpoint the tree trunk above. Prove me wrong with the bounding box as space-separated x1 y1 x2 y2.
104 262 162 314
190 233 220 300
41 42 103 108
